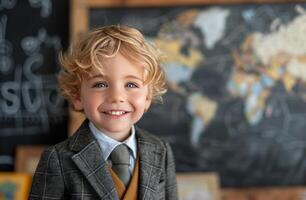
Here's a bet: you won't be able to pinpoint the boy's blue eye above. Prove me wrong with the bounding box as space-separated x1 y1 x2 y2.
93 82 107 88
126 83 138 88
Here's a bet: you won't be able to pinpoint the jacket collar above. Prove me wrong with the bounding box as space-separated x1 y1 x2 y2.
68 119 95 151
69 120 119 199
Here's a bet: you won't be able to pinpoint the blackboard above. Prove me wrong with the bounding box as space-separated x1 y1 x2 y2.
73 0 306 187
0 0 69 170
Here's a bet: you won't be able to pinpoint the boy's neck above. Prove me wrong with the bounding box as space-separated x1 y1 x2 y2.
89 122 132 142
109 131 131 142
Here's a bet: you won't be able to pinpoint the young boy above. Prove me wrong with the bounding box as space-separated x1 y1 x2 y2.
29 25 178 200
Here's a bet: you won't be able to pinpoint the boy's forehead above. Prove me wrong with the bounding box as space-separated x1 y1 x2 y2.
85 67 145 81
84 52 149 78
86 68 104 78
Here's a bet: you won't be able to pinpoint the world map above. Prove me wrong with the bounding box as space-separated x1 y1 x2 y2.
91 3 306 187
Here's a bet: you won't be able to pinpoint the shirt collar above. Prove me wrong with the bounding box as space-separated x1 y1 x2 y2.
89 122 137 160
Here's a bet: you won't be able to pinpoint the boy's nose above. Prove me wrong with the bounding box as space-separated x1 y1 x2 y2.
107 87 125 103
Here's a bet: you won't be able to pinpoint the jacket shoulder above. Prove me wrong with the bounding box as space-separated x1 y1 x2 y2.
135 126 168 148
42 130 82 157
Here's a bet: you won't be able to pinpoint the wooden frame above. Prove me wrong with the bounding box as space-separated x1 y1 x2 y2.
70 0 303 42
177 173 220 200
0 173 31 200
15 145 46 175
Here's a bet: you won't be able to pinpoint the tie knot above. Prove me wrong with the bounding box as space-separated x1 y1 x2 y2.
110 144 130 165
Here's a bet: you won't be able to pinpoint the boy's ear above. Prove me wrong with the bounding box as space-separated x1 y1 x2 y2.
70 96 83 111
144 96 152 112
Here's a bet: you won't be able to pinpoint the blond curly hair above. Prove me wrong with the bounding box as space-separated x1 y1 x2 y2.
58 25 167 105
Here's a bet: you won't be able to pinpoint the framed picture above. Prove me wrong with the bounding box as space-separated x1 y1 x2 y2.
177 173 220 200
15 145 47 175
0 173 31 200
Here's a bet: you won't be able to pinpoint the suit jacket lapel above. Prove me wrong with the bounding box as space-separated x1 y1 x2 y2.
69 120 119 200
136 127 164 200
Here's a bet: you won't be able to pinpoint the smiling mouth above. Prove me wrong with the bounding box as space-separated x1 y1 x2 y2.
104 111 129 116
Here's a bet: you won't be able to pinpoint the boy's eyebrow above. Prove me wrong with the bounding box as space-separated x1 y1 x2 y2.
125 75 144 82
87 74 104 80
88 74 143 82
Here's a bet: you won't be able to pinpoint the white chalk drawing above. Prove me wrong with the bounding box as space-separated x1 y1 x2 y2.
0 15 13 74
0 0 16 10
21 28 61 55
0 28 65 136
28 0 52 18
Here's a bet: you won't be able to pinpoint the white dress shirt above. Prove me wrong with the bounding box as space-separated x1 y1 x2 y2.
89 122 137 173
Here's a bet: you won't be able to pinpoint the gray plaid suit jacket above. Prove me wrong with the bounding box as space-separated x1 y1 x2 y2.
29 120 178 200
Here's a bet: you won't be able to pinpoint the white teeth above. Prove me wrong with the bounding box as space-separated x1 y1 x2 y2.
108 111 125 115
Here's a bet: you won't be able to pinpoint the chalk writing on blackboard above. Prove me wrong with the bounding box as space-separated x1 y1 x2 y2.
0 0 66 137
0 0 68 172
0 27 64 136
0 15 13 74
0 0 16 10
28 0 52 18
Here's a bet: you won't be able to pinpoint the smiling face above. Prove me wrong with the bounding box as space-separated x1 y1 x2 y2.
72 53 152 141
